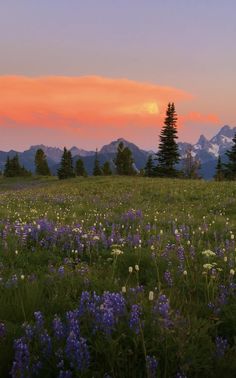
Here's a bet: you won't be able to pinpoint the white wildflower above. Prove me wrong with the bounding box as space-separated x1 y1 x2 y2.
148 291 154 301
111 249 123 256
203 263 213 270
202 250 216 257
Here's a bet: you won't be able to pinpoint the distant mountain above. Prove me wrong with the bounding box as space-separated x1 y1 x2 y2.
178 125 236 179
72 138 150 175
70 146 94 157
0 125 236 179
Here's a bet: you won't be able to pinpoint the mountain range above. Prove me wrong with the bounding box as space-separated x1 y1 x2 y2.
0 125 235 179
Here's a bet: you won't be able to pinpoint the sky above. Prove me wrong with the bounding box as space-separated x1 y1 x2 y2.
0 0 236 151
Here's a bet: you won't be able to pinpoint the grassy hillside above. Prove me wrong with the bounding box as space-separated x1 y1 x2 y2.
0 176 236 377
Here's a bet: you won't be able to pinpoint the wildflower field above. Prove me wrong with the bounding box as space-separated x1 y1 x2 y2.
1 176 236 377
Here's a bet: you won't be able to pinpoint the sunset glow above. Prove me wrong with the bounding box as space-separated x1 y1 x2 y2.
0 75 221 150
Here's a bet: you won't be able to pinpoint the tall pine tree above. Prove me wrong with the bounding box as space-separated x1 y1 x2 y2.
156 103 180 177
75 158 87 177
102 161 112 175
144 155 154 177
214 156 224 181
57 147 75 179
114 142 135 175
93 149 102 176
224 133 236 179
35 149 51 175
4 155 31 177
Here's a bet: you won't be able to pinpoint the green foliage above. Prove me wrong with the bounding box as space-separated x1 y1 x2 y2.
4 155 31 177
34 149 51 176
223 133 236 179
156 102 180 177
214 156 224 181
144 155 155 177
93 149 102 176
102 161 112 175
57 147 75 179
114 141 135 175
75 158 87 177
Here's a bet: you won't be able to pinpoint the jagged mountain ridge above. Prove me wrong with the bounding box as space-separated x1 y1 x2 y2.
0 125 235 179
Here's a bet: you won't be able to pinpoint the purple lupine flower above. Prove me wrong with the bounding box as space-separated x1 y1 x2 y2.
39 330 52 356
77 291 91 317
128 285 144 296
100 292 126 334
66 311 80 337
34 311 44 329
154 294 172 328
65 332 90 371
129 304 141 334
58 370 72 378
164 271 173 287
11 337 30 378
146 355 158 378
53 315 65 340
215 336 228 358
177 246 185 272
57 265 65 276
218 285 229 307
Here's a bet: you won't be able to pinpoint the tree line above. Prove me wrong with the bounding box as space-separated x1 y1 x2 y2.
2 103 236 180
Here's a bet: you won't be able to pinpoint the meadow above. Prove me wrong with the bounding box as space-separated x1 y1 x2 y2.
0 176 236 377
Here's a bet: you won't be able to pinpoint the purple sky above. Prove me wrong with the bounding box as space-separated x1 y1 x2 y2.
0 0 236 151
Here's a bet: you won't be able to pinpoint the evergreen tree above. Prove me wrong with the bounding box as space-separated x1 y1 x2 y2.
4 155 21 177
11 155 22 176
114 142 135 175
102 161 112 175
156 103 180 177
4 156 10 177
75 158 87 177
57 147 75 179
144 155 154 177
214 156 224 181
114 142 125 175
4 155 31 177
20 166 32 177
224 133 236 179
182 147 201 179
35 149 51 175
93 149 102 176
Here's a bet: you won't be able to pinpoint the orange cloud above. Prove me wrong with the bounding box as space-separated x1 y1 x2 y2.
180 112 221 125
0 76 221 151
0 75 192 131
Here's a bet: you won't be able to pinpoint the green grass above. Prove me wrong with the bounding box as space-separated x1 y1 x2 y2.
0 176 236 377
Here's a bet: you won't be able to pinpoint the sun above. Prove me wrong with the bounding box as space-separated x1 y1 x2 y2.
120 101 159 115
143 102 159 114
